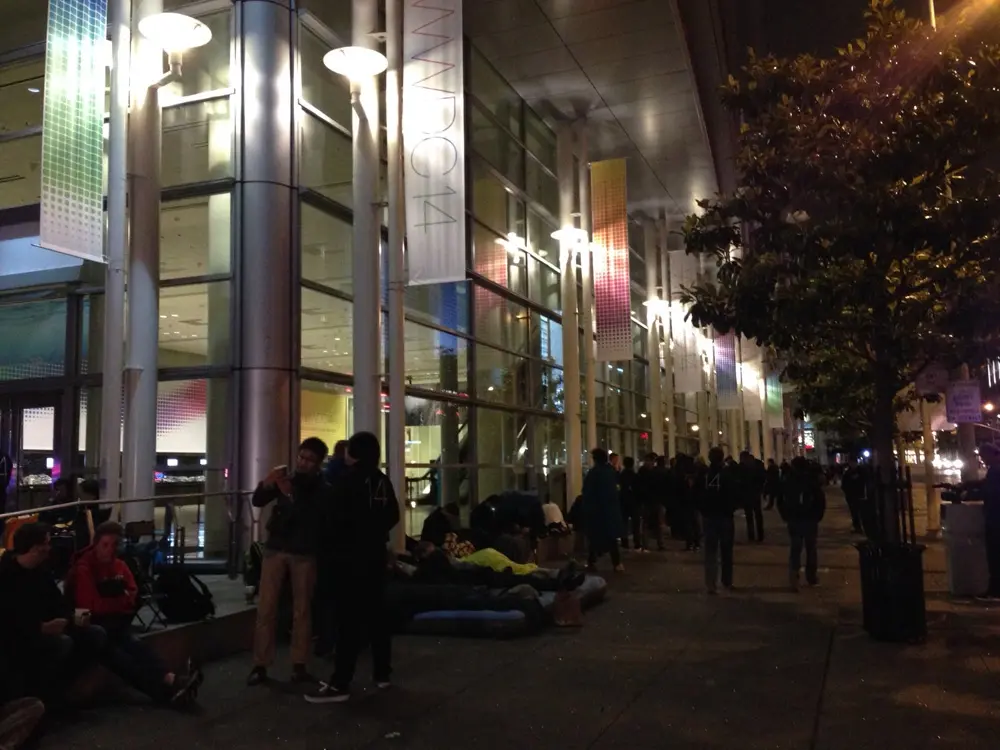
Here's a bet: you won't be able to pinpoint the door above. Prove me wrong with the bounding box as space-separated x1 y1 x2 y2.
0 393 64 513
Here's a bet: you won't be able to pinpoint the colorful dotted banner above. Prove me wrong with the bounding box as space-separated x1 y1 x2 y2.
591 159 632 363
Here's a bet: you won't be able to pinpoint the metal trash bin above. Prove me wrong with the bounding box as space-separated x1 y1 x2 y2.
941 502 990 597
856 542 927 644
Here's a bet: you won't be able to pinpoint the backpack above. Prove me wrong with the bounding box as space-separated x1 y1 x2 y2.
154 568 216 623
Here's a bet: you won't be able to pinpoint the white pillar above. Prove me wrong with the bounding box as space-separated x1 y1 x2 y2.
557 124 582 501
921 398 941 536
386 0 407 551
351 0 383 435
659 219 676 457
748 418 762 457
101 0 130 506
697 392 710 458
644 220 663 454
576 122 597 453
122 0 164 521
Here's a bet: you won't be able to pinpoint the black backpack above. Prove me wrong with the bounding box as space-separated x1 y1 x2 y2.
154 568 216 623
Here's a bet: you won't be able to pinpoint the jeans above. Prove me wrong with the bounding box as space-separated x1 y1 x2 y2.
986 525 1000 596
330 572 391 690
744 496 764 542
765 491 779 510
702 515 735 590
101 627 171 701
788 520 819 585
253 551 317 668
682 506 701 549
30 624 106 700
642 505 665 550
844 493 863 532
621 508 642 549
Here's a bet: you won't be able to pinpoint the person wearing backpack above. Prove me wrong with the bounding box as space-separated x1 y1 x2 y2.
247 437 332 686
697 447 740 594
304 432 400 704
778 457 827 591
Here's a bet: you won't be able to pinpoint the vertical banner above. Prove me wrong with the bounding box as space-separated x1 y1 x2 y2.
765 372 784 429
39 0 108 262
591 159 632 362
403 0 466 285
715 331 740 410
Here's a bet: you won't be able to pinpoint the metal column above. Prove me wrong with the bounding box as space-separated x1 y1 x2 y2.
101 0 130 506
386 0 407 551
644 220 663 454
351 0 383 435
576 121 597 453
122 0 163 521
557 124 581 501
236 0 297 528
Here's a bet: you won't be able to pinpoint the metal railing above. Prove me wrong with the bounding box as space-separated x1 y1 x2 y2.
0 490 258 579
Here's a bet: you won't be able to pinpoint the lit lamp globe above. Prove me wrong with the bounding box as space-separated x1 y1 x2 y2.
138 12 213 53
551 227 589 245
323 46 389 79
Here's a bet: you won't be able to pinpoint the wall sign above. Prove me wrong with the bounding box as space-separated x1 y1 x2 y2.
403 0 466 285
945 380 982 424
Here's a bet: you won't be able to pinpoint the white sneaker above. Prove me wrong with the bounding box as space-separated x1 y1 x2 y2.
304 682 349 704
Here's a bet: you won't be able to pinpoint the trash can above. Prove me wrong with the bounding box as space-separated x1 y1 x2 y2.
941 502 990 597
856 542 927 644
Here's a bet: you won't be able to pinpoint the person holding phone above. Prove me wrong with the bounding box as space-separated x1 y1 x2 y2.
0 523 105 704
247 437 332 686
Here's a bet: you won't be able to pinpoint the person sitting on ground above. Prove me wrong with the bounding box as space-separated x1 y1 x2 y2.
70 521 202 706
404 542 585 592
0 523 105 704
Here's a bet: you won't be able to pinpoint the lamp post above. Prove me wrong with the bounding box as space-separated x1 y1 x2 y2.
120 6 211 523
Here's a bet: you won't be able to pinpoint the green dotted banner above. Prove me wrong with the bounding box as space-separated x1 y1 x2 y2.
39 0 108 263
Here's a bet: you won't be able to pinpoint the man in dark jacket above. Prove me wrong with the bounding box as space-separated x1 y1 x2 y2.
778 457 827 590
639 454 666 551
305 432 401 704
582 449 625 573
764 458 781 510
974 443 1000 599
0 523 105 702
698 447 740 594
247 437 331 686
739 452 767 543
840 458 866 534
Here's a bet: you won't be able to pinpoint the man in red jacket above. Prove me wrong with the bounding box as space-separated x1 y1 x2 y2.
72 522 202 706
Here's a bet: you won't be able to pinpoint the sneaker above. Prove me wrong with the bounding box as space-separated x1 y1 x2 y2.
246 666 268 686
291 664 316 684
613 563 626 573
375 680 392 690
304 682 350 704
169 669 203 707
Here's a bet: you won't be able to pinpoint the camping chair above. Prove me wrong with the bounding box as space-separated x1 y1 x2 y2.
123 520 167 632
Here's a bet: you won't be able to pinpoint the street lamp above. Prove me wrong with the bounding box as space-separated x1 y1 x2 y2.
551 227 590 244
985 402 995 413
137 12 212 85
323 46 389 119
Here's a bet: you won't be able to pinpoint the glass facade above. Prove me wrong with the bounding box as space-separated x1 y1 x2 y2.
0 2 747 553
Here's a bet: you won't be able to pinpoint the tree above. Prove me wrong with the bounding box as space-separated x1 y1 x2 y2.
682 0 1000 486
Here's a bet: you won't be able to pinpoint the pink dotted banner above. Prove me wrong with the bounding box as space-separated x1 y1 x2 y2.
591 159 632 362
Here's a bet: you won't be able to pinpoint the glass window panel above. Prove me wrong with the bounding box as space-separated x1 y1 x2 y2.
301 380 354 457
301 112 352 206
469 48 520 134
471 160 524 238
472 222 527 297
405 283 471 333
0 298 66 379
159 282 231 367
633 320 646 358
0 4 47 52
475 343 529 406
161 193 232 280
525 107 555 172
301 288 352 373
471 104 523 187
0 56 44 133
525 156 558 216
538 314 563 367
473 285 528 353
404 320 468 395
300 25 351 129
302 202 352 293
539 364 564 413
161 10 232 98
527 256 560 313
526 209 558 263
162 98 232 187
0 133 41 209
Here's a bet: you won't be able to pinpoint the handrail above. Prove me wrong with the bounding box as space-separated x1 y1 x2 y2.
0 490 255 522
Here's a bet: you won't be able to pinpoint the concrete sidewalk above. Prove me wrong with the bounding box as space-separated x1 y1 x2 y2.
41 491 1000 749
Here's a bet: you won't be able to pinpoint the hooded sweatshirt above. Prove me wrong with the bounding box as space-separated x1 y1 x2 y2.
252 471 331 556
0 554 71 639
71 546 138 618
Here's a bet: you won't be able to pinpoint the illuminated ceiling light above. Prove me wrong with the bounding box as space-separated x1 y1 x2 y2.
138 12 213 53
690 424 700 432
551 227 589 244
323 46 388 79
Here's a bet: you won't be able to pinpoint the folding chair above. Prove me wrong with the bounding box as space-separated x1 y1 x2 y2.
123 520 167 632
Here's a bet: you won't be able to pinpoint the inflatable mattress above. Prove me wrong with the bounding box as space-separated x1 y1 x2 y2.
404 574 608 638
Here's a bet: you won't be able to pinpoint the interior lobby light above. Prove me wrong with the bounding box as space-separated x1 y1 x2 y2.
691 424 700 432
138 12 213 53
551 227 589 244
323 46 389 79
643 298 670 318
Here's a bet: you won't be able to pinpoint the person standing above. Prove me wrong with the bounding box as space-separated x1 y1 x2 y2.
642 454 667 551
764 458 781 510
739 451 766 543
778 457 826 591
247 437 331 686
315 439 349 659
698 447 739 594
618 457 640 550
974 444 1000 599
840 457 866 534
582 449 625 573
305 432 400 704
676 454 701 551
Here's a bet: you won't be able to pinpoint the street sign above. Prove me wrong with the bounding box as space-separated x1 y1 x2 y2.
945 380 982 424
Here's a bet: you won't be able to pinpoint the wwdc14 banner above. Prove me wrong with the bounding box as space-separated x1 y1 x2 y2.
403 0 466 285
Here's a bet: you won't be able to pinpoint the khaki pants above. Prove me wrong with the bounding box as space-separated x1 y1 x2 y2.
252 551 317 668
